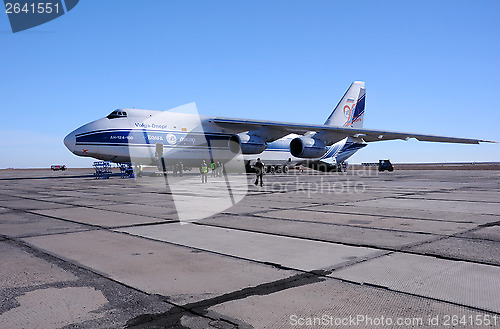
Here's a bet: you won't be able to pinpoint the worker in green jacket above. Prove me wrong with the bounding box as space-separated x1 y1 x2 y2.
211 161 216 177
138 164 143 177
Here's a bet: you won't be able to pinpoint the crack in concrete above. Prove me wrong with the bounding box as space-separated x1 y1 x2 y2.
126 270 330 328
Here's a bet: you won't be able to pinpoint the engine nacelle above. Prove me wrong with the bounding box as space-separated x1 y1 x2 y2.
229 133 267 155
289 137 327 158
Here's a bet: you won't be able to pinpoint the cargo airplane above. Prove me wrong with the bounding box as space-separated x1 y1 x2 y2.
64 81 494 172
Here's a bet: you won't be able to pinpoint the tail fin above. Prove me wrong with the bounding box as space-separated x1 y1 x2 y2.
324 81 366 128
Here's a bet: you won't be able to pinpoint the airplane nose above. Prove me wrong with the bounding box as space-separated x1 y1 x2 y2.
63 131 76 153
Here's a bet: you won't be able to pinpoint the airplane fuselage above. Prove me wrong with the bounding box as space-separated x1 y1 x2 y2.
64 109 363 171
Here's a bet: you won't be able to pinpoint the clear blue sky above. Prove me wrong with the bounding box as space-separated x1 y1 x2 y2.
1 0 499 168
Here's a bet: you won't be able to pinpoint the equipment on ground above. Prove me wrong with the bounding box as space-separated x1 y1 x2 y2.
93 161 112 179
378 159 394 172
118 163 135 178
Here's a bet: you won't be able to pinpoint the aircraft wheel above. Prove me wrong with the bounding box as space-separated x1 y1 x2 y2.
283 165 289 173
276 165 282 173
269 166 276 174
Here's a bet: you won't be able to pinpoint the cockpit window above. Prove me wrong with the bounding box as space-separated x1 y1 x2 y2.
107 110 128 119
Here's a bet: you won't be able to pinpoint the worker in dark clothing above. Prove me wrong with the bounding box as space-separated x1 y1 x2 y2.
178 162 184 177
217 161 223 177
254 158 264 187
200 160 208 183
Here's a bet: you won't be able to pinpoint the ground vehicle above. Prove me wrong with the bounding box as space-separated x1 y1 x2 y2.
378 159 394 172
51 165 67 171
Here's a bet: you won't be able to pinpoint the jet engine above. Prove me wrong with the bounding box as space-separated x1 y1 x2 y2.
289 137 327 158
229 133 267 154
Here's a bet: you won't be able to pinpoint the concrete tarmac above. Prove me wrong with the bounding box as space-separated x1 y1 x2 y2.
0 168 500 328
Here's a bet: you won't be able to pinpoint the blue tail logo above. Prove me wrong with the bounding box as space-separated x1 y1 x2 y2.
350 89 366 125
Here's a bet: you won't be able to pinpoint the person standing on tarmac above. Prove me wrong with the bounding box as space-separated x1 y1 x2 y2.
211 161 216 177
217 161 223 177
179 162 184 177
254 158 264 187
173 163 178 177
200 160 208 183
138 164 143 177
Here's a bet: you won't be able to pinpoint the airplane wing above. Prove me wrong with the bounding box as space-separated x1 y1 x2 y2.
211 117 496 145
